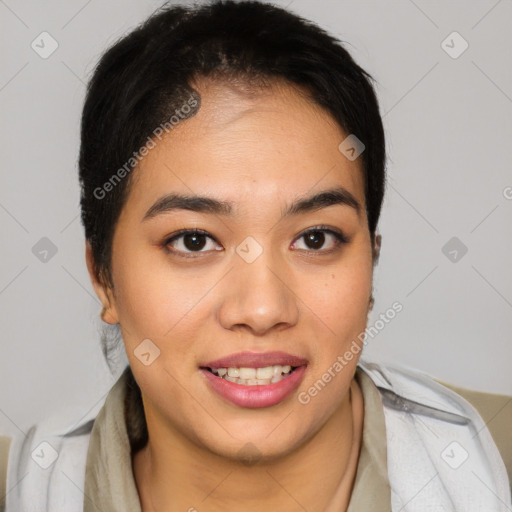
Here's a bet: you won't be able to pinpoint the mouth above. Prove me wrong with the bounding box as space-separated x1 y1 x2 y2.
201 364 299 386
199 351 308 408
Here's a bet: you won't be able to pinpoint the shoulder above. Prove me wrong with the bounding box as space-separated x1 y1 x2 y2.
2 406 100 510
0 435 11 512
358 357 511 505
439 380 512 487
1 370 131 511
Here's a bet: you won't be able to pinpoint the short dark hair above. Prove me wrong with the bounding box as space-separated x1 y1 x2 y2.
79 0 386 290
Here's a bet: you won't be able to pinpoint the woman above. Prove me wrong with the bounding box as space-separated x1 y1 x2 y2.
1 1 510 510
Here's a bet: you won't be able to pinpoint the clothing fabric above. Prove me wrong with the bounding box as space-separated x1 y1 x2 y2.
360 360 510 510
2 358 511 511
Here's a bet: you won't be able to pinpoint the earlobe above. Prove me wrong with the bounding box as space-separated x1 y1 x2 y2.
85 241 119 324
100 305 118 324
372 233 382 265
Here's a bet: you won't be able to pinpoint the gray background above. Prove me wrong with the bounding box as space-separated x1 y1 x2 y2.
1 0 511 439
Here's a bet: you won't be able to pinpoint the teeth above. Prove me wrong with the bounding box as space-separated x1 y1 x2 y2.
248 378 271 385
227 367 240 378
256 366 273 379
210 364 295 386
239 367 256 379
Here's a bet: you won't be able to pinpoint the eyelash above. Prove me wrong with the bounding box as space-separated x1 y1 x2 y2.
162 225 349 259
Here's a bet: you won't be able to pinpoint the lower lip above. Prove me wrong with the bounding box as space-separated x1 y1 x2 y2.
200 366 307 408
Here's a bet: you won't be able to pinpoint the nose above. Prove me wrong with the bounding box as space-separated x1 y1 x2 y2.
217 249 300 336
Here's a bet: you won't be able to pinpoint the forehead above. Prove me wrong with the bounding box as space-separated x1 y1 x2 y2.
124 78 365 219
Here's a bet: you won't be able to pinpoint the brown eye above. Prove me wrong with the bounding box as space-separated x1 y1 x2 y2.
182 232 207 251
164 229 222 257
304 231 326 250
291 226 349 253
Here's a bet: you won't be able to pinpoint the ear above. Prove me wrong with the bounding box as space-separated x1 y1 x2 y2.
85 241 119 324
371 233 382 266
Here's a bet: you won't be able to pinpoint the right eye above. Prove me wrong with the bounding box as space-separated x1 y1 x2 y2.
163 229 223 258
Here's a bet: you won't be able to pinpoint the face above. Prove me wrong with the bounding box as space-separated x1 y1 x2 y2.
88 77 375 462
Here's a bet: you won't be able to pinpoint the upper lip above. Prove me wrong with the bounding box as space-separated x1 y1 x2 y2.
201 351 308 369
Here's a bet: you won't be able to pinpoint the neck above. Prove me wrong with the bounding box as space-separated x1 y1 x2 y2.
133 379 364 512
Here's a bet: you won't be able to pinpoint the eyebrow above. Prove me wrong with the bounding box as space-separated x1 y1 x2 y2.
142 186 361 222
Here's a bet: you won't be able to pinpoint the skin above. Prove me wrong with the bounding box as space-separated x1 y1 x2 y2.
86 77 380 511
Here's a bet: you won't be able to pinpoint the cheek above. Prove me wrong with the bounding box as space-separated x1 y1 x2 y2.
298 263 371 416
111 243 209 341
112 231 373 348
307 261 372 336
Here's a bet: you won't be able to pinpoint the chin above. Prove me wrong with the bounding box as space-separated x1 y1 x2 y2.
197 418 309 464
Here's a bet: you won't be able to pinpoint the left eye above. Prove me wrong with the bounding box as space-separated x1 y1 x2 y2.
291 228 348 252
